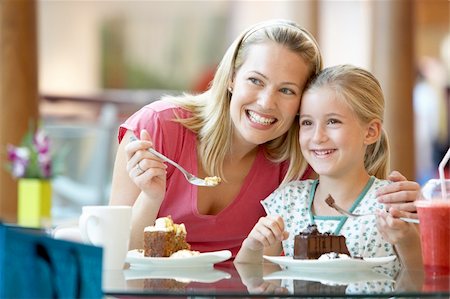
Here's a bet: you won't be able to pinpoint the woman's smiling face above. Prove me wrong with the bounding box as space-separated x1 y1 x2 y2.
229 41 310 149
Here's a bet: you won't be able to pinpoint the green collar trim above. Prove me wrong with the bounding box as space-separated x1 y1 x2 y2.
308 176 376 235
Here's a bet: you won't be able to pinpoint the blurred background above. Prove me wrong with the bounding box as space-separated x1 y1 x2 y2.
1 0 449 223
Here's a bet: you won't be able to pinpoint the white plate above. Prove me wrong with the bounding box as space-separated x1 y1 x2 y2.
263 255 396 272
264 269 394 285
124 267 231 283
126 249 232 269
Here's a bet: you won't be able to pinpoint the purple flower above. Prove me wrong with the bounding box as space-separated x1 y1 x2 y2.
34 129 50 155
7 145 30 178
6 128 60 179
38 151 52 178
34 129 53 177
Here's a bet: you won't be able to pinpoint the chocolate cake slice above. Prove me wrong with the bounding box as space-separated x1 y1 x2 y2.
293 224 350 259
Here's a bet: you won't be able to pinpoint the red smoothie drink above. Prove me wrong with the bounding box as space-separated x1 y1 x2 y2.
416 200 450 276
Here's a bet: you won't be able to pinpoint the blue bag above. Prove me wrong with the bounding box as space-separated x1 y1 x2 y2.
0 223 103 299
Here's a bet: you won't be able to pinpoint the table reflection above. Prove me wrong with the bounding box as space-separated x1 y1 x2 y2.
103 260 450 297
236 260 401 296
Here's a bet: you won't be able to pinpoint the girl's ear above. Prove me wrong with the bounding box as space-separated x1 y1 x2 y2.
364 119 382 145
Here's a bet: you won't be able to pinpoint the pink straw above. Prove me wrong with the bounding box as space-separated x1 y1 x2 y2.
438 147 450 200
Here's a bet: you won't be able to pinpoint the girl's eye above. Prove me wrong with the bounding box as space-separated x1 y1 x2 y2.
280 88 295 96
328 119 341 125
300 120 312 126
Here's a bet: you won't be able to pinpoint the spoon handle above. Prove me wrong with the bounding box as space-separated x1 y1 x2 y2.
399 217 420 224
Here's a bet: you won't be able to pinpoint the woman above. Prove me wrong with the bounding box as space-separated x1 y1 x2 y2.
109 20 419 256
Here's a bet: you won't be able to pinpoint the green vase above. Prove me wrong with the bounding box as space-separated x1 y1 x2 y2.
17 179 52 228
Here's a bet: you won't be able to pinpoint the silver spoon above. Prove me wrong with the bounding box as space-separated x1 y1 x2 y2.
325 195 419 224
129 135 221 187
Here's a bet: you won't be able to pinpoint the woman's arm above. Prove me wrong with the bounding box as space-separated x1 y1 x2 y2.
109 129 167 249
109 131 141 206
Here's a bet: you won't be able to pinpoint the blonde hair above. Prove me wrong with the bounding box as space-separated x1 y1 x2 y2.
299 64 390 179
164 19 323 183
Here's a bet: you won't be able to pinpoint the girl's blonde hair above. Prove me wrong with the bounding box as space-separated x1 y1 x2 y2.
164 19 323 183
299 64 390 179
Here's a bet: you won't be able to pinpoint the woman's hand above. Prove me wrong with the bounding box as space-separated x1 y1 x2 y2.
376 171 420 219
243 215 289 251
124 129 167 202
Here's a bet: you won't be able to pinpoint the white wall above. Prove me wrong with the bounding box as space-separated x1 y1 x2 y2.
318 1 372 69
38 1 372 95
38 1 102 94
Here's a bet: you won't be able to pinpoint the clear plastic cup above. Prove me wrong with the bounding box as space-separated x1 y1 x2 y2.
416 179 450 277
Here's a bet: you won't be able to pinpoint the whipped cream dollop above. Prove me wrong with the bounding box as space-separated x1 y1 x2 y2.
169 249 200 258
318 252 351 260
144 216 186 235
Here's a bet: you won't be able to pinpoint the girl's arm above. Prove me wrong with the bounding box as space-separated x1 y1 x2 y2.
234 216 287 264
376 209 423 269
235 238 283 264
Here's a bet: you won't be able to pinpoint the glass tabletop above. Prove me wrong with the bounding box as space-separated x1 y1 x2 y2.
103 260 450 298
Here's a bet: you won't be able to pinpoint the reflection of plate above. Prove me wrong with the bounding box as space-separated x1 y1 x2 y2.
126 250 232 269
264 269 394 285
263 255 396 272
124 268 231 283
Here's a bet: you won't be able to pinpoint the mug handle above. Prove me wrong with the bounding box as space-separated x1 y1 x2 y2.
79 213 98 245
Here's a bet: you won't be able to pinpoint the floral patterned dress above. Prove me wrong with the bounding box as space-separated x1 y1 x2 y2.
261 176 401 276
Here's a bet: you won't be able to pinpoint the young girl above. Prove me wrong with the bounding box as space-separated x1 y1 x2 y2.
235 65 422 268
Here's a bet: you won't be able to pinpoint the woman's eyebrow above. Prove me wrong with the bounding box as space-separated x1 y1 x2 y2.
251 71 300 88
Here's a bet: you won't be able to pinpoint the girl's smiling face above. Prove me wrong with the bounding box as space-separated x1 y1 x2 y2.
229 41 310 150
299 86 372 177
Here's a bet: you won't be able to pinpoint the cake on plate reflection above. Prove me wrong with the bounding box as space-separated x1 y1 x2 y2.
264 264 399 295
124 267 231 284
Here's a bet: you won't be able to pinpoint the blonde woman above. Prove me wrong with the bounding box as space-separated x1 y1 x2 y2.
235 65 422 269
110 21 419 256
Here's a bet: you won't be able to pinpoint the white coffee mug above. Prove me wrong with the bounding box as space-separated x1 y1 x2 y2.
79 205 132 270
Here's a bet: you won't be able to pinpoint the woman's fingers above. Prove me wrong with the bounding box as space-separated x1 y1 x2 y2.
131 162 144 178
386 170 407 182
376 181 420 203
125 129 154 159
129 157 168 180
124 130 167 176
376 175 420 215
139 165 167 185
140 129 151 141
